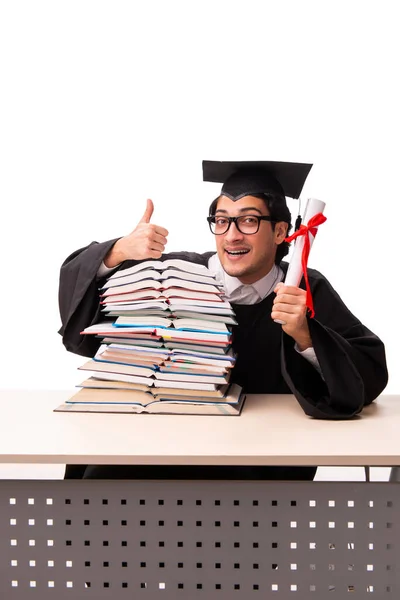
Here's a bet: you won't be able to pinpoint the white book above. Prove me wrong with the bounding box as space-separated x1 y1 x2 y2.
102 289 223 303
103 268 217 289
173 318 229 333
114 316 173 328
102 278 221 297
154 371 228 384
156 327 230 342
79 359 155 378
107 259 211 281
172 311 237 325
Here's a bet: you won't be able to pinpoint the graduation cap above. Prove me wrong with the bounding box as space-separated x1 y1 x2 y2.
202 160 313 201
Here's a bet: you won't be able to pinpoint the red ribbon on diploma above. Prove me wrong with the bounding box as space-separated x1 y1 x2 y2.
284 212 327 318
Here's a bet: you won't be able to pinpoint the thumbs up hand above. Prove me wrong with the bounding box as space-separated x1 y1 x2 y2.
104 199 169 267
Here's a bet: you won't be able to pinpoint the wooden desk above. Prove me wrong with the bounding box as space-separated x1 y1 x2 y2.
0 391 398 599
0 390 398 466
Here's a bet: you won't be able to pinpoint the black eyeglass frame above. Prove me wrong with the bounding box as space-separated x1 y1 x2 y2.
207 214 276 235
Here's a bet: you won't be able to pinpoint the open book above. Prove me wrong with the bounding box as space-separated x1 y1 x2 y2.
54 383 246 416
107 259 212 282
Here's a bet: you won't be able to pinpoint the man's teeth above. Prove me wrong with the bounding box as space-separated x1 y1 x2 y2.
226 250 249 255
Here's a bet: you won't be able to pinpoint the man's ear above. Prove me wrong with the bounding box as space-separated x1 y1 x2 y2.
274 221 288 244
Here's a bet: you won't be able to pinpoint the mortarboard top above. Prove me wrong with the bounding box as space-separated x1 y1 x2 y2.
202 160 313 201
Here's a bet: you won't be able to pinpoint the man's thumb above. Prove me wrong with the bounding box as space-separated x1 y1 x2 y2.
139 199 154 223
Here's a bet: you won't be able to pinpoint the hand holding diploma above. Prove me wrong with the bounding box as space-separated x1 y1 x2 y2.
274 198 326 325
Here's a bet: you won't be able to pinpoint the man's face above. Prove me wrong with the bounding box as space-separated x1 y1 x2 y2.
214 195 288 284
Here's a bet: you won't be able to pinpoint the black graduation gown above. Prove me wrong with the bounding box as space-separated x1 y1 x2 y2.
58 241 388 480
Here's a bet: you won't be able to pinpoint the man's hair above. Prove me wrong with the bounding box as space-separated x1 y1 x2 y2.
208 193 292 265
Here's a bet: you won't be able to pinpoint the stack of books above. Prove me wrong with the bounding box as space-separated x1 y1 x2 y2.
56 259 246 416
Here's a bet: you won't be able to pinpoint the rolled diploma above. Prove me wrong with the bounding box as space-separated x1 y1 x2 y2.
275 197 326 324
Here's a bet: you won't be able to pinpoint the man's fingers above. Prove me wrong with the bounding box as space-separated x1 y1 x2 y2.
139 199 154 224
147 241 165 253
273 293 306 306
151 231 168 245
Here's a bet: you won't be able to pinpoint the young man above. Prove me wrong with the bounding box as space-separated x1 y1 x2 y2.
58 161 388 480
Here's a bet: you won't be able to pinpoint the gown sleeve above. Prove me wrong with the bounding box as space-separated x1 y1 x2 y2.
280 270 389 419
58 239 122 357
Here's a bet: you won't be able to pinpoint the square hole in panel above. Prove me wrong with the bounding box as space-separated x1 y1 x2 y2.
159 563 165 568
84 499 89 505
10 519 17 525
11 560 18 567
122 541 127 547
234 500 240 506
215 500 221 506
196 521 202 527
234 542 240 548
28 498 34 505
234 584 240 590
121 499 127 505
158 500 164 506
367 565 374 571
291 501 297 506
253 500 259 506
66 561 72 568
30 581 36 588
196 542 202 548
11 581 18 588
309 500 316 507
290 521 297 528
291 585 297 591
369 543 374 550
309 521 316 528
29 540 36 547
215 584 221 590
48 581 54 587
254 542 259 548
215 542 221 548
102 499 108 505
290 543 297 549
48 561 54 567
65 499 71 505
291 564 297 570
253 585 259 590
158 541 164 547
139 499 145 505
272 584 278 591
386 501 392 508
177 521 183 527
177 500 183 506
10 540 17 546
272 500 278 506
9 498 16 505
66 582 73 588
47 519 53 526
30 560 36 567
329 522 335 528
328 500 335 507
159 583 166 590
348 500 354 507
348 522 354 528
196 500 202 506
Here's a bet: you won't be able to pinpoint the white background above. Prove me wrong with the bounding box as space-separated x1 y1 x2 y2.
0 1 398 400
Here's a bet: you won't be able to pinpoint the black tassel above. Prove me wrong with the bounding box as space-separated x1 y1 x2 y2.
295 215 302 232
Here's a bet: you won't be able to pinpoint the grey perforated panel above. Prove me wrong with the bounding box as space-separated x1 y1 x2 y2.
0 481 398 598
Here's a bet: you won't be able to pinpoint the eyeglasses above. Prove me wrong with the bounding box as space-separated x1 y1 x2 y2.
207 214 275 235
